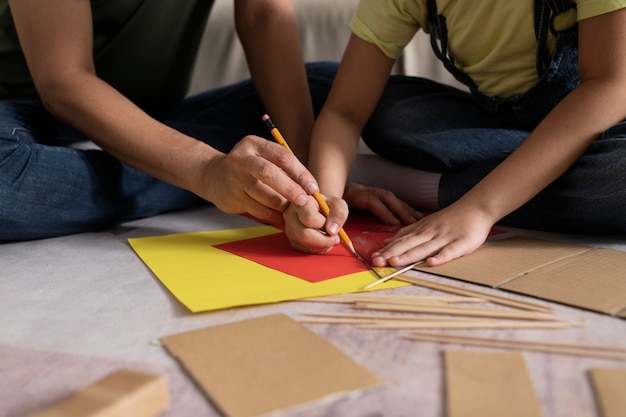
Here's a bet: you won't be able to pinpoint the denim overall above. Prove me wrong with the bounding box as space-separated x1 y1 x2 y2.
0 62 338 240
362 0 626 233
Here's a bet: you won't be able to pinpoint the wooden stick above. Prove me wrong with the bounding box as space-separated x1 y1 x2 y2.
363 261 424 289
299 318 496 327
298 312 580 329
298 318 378 325
354 302 559 321
361 320 582 329
303 294 485 305
302 312 485 322
405 332 626 360
395 274 552 313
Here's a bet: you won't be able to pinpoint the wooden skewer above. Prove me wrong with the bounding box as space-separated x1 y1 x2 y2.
298 318 580 329
353 302 560 321
395 274 552 313
298 312 580 329
302 312 485 322
303 294 485 305
298 318 495 327
363 261 424 289
298 318 378 325
404 332 626 360
360 320 582 330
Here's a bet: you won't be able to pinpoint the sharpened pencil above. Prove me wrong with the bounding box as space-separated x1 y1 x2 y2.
262 114 357 256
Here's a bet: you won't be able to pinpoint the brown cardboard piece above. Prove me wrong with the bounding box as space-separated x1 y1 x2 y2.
444 349 544 417
26 370 168 417
589 368 626 417
160 313 381 417
416 236 626 317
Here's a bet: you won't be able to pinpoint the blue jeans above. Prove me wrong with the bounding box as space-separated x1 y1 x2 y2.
0 62 337 241
362 29 626 234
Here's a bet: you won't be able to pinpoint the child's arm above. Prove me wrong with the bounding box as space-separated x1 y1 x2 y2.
374 8 626 267
308 35 395 199
284 34 417 252
235 0 314 162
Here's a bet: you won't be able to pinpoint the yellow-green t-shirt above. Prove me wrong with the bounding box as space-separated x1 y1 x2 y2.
0 0 215 108
350 0 626 97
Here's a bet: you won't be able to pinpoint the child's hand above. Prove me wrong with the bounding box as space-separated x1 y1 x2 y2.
344 182 423 226
371 202 493 267
283 195 346 254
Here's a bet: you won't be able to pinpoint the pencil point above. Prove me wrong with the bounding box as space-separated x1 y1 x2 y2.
348 242 356 256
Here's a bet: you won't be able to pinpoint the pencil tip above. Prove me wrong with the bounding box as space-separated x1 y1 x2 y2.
348 242 356 255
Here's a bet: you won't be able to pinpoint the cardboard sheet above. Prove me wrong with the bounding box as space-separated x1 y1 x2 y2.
26 370 168 417
161 314 381 417
128 220 406 313
444 349 543 417
417 237 588 287
502 248 626 315
416 236 626 317
589 368 626 417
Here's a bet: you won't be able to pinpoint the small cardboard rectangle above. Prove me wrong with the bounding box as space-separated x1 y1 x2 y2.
27 370 168 417
161 314 381 417
416 236 626 317
501 248 626 315
444 349 544 417
416 236 589 287
589 368 626 417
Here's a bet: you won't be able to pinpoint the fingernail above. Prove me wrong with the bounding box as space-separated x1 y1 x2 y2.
305 181 318 194
372 256 385 266
295 194 307 207
327 223 339 234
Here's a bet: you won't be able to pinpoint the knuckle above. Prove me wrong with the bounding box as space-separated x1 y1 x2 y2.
267 193 288 211
275 147 293 166
255 160 275 181
299 210 322 228
235 135 255 153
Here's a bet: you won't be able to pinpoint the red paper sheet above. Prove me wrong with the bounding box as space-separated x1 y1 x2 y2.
216 212 503 283
215 213 397 283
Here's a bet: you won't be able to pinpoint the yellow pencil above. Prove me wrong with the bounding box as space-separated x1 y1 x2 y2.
262 114 356 256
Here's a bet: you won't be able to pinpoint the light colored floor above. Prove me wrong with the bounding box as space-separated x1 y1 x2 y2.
2 205 625 417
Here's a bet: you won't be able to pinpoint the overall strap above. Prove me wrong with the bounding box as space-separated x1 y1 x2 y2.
426 0 577 91
535 0 576 76
426 0 477 90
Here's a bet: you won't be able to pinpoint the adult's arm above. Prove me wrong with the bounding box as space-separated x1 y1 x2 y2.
9 0 319 224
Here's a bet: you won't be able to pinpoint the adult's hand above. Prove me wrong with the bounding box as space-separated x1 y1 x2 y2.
202 135 319 225
283 181 422 254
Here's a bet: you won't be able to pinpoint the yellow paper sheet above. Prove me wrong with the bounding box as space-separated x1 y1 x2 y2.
128 225 406 313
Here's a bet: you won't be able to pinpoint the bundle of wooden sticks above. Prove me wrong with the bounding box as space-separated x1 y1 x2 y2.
298 274 626 361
